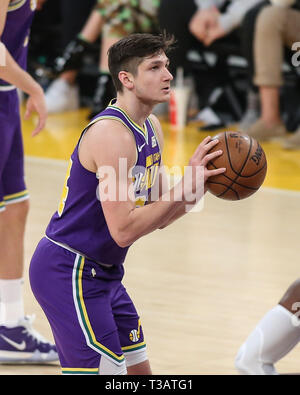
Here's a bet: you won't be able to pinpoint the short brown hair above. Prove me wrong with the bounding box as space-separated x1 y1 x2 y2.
108 32 175 92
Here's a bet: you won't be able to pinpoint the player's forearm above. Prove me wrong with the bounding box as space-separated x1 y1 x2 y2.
115 180 202 247
158 198 197 229
0 46 42 96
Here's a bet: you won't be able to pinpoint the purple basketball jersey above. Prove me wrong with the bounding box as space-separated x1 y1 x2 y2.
46 102 162 266
0 0 36 87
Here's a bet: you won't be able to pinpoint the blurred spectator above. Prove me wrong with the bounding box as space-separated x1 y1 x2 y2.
241 1 300 148
159 0 266 125
45 0 160 119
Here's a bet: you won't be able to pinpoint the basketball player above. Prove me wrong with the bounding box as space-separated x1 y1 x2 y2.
0 0 58 363
29 33 226 375
235 279 300 375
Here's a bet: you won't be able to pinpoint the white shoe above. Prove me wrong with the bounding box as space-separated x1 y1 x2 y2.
195 106 222 125
45 78 79 113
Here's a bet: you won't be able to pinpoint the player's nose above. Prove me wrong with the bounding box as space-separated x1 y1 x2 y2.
164 67 173 81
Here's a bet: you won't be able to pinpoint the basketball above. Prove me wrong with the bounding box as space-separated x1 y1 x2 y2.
206 131 267 200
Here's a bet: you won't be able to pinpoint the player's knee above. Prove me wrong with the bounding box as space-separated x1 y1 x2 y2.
124 347 148 368
99 356 127 375
279 278 300 312
235 342 262 375
235 338 277 375
256 6 286 34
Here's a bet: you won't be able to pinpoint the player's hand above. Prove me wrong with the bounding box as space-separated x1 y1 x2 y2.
24 87 47 136
189 7 219 43
203 22 226 46
36 0 47 11
189 136 225 184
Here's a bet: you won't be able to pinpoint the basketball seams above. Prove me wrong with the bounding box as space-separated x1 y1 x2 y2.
207 162 259 191
216 133 253 198
209 157 267 179
207 133 267 200
207 181 239 199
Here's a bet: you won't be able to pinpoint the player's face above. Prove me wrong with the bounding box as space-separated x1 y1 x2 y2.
133 52 173 104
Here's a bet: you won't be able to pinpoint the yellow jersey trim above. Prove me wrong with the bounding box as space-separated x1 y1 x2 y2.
8 0 26 12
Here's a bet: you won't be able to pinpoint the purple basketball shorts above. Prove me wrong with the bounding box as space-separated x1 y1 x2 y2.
0 90 28 212
29 237 146 375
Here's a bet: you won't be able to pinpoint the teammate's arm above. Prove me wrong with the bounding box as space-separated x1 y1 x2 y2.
81 120 225 248
0 0 47 136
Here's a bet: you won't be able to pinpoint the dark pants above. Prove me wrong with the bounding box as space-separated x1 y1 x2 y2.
59 0 97 48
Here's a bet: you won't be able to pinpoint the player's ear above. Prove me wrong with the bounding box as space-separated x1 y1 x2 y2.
118 71 134 90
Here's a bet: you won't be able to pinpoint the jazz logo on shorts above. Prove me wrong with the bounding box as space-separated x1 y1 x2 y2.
129 320 141 343
129 330 140 343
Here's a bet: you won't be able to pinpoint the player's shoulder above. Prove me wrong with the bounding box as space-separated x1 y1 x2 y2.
80 117 137 169
86 117 135 146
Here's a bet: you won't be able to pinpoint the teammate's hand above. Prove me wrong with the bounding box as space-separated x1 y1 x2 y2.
24 87 47 136
189 7 219 43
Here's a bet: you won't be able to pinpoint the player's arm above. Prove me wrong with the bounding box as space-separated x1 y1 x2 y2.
0 1 46 135
82 119 225 248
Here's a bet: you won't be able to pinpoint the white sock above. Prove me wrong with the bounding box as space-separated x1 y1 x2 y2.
235 305 300 375
0 278 25 327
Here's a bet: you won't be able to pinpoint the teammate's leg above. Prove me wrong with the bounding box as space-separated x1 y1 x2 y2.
0 200 29 280
0 111 29 326
0 110 57 363
235 279 300 375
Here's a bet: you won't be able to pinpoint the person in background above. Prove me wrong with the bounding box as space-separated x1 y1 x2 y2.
159 0 265 126
45 0 160 119
0 0 57 364
241 0 300 144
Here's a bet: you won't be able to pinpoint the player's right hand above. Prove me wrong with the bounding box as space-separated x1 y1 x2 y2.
189 136 226 184
24 86 47 136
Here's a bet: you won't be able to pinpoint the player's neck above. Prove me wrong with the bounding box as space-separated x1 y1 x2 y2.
115 94 154 128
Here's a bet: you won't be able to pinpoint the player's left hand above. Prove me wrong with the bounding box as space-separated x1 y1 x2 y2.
24 87 47 136
203 23 226 46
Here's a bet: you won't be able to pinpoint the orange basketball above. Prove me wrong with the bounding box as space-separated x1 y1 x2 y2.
206 131 267 200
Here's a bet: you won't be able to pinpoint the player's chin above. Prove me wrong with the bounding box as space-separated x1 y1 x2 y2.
158 89 171 102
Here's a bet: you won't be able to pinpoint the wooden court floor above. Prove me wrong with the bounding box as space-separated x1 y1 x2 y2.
1 108 300 375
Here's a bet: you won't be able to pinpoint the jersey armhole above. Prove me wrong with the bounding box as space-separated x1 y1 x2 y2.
78 116 139 173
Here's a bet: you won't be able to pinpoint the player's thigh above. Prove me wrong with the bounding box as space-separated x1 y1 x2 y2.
30 239 126 374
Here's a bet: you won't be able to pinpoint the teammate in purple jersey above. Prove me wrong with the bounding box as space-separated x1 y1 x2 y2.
29 33 226 375
0 0 57 364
